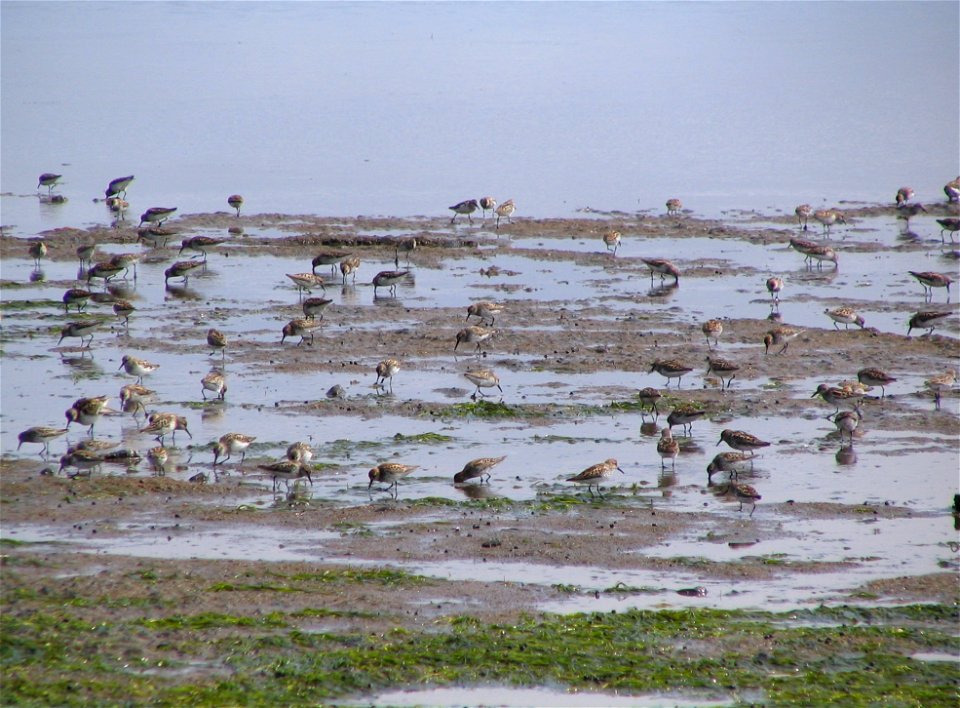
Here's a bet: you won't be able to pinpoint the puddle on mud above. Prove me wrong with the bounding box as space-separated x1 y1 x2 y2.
358 686 734 707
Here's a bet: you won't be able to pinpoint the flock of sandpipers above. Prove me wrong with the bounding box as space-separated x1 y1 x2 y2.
13 173 960 513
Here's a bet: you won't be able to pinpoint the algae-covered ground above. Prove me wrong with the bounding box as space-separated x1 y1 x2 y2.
2 538 958 706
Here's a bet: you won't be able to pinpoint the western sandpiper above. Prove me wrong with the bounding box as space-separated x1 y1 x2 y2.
286 272 326 295
58 321 100 347
637 387 662 417
65 396 109 435
453 455 506 484
372 270 410 297
945 177 960 202
725 482 761 516
119 354 159 384
666 404 706 435
105 175 134 199
312 250 351 275
368 462 418 496
303 297 333 321
62 288 91 313
897 203 927 227
76 242 96 267
602 229 621 255
111 300 134 326
139 207 177 227
479 196 497 219
666 198 683 215
281 318 322 346
909 271 952 302
857 368 896 398
566 458 624 498
649 359 693 387
147 446 168 473
832 409 862 443
701 319 723 348
794 204 812 230
706 451 754 481
907 310 951 336
718 429 771 455
260 460 313 492
227 194 244 217
140 412 178 446
207 328 227 359
213 433 256 465
17 426 69 457
109 253 139 279
925 369 957 409
286 441 314 464
28 241 47 268
164 260 202 286
201 370 227 400
449 199 479 224
657 428 679 470
374 358 401 392
37 173 61 193
466 301 502 326
86 261 125 284
59 449 104 477
705 356 740 390
824 307 865 330
455 325 495 354
766 276 784 305
763 326 804 355
340 256 361 284
895 187 914 206
813 209 845 234
936 218 960 243
494 199 515 228
811 383 863 414
120 383 154 419
180 236 226 260
464 369 502 399
642 258 680 283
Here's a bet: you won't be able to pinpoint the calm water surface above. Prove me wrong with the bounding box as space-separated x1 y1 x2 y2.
2 1 958 236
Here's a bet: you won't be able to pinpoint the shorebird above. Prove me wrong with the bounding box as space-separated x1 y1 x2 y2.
312 250 351 275
602 229 621 255
763 326 804 354
666 405 706 436
260 460 313 492
449 199 479 224
566 458 624 498
909 271 952 302
706 452 754 481
907 310 951 337
201 371 227 400
666 198 683 215
453 455 506 484
281 318 322 346
925 369 957 410
794 204 812 230
65 396 110 436
857 367 896 398
642 258 680 283
37 173 61 194
86 261 124 284
302 297 333 320
374 358 401 392
832 409 862 444
466 301 502 326
105 175 134 199
17 426 69 457
139 207 177 227
824 307 865 330
109 253 140 279
286 272 326 296
207 328 227 360
479 196 497 219
119 354 159 384
725 482 761 516
705 356 740 390
463 369 502 399
212 433 255 465
179 236 226 260
58 321 100 347
637 387 662 418
896 203 927 228
895 187 914 206
368 462 418 497
811 383 864 415
701 319 723 348
455 325 495 354
227 194 244 216
717 429 771 455
62 288 91 313
76 242 96 267
494 199 515 228
657 428 679 470
766 276 783 305
286 442 314 464
936 218 960 243
340 256 361 284
372 270 410 297
649 359 693 387
164 260 202 286
28 240 47 268
945 177 960 202
813 209 845 234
